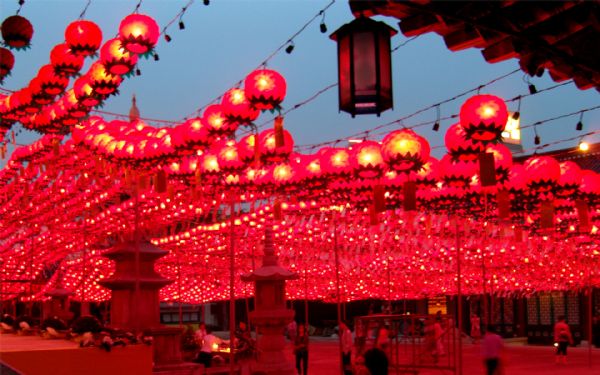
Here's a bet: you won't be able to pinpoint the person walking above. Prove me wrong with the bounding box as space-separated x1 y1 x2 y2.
470 313 481 344
481 325 504 375
554 315 574 364
340 322 353 375
294 324 309 375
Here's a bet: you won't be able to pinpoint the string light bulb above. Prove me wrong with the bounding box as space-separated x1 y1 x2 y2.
153 52 159 61
179 20 185 30
432 122 440 132
579 141 589 152
285 41 295 54
512 96 521 120
164 34 172 43
575 112 583 131
528 84 537 95
203 0 209 5
534 135 540 145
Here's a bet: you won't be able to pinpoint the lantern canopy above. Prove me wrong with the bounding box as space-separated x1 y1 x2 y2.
330 16 396 117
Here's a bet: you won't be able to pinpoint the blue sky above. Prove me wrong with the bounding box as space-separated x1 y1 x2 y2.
1 0 599 167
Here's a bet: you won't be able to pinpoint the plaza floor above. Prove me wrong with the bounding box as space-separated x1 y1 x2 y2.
276 337 600 375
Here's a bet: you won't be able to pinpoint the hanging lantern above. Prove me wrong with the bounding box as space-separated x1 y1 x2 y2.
272 163 297 191
202 104 238 136
1 15 33 49
37 65 69 96
181 118 210 147
259 128 293 164
200 153 221 183
244 69 286 110
65 20 103 57
215 140 245 173
524 156 560 194
0 47 15 82
557 161 582 197
330 16 396 117
238 134 258 164
64 89 89 119
74 75 103 107
459 94 508 143
381 129 430 172
440 154 477 188
29 77 52 105
118 14 159 54
350 140 385 179
580 171 600 207
50 43 84 77
445 123 485 162
483 143 513 183
88 62 122 96
221 88 259 125
414 157 440 188
100 38 139 75
296 153 324 192
320 147 353 179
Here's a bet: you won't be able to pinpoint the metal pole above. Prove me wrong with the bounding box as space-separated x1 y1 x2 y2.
455 219 463 375
229 197 236 375
178 257 183 327
304 267 309 326
82 212 88 315
589 284 593 368
134 178 141 333
334 213 344 375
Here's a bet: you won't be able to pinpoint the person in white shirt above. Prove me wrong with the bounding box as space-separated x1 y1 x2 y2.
195 328 226 368
340 322 353 374
481 325 504 375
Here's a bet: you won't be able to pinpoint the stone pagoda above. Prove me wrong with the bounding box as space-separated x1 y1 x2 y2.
242 222 298 375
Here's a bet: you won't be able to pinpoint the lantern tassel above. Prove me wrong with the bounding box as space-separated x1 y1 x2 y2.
274 116 285 148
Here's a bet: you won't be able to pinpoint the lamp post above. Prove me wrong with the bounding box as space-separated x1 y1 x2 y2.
330 16 397 117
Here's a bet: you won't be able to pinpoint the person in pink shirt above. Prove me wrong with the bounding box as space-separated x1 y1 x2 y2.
481 325 504 375
554 315 574 364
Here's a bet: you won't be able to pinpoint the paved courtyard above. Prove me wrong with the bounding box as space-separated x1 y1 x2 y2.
274 337 600 375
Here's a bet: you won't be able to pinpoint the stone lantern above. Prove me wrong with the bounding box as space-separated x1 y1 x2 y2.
242 223 298 375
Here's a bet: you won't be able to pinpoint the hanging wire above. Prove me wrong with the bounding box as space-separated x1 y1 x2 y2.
159 0 194 37
180 0 336 121
16 0 25 15
78 0 92 19
133 0 143 13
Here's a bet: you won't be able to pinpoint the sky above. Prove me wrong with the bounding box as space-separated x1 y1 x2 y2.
1 0 599 167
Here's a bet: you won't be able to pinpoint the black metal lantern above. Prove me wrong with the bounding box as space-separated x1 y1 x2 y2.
330 16 397 117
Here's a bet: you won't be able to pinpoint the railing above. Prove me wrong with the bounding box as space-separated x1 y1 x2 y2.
355 314 457 374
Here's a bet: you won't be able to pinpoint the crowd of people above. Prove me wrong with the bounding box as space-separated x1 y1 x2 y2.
185 311 578 374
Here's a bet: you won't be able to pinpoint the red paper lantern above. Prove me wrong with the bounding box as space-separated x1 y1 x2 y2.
202 104 238 136
414 157 440 187
74 75 103 107
1 15 33 49
221 88 259 125
88 62 122 95
444 123 485 162
182 118 210 147
215 140 245 173
29 77 52 105
524 156 560 194
64 89 89 119
556 161 582 198
237 134 258 164
259 128 293 164
118 14 159 54
580 171 600 205
350 140 385 179
440 154 477 188
272 163 297 190
0 47 15 82
37 64 69 96
200 153 221 182
381 129 430 172
50 43 85 77
320 147 352 178
65 20 103 57
100 38 139 75
459 94 508 143
244 69 286 110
